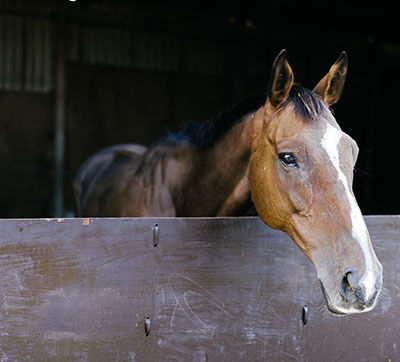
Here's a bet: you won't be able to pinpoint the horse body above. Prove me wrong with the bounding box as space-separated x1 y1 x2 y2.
75 116 257 217
74 50 383 315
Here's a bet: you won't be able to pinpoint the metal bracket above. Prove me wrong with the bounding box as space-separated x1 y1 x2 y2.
153 223 159 247
145 316 151 336
302 305 309 326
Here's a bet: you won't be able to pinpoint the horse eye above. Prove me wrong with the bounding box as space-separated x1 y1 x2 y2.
278 152 298 168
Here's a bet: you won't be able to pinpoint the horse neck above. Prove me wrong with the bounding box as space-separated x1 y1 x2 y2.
177 111 258 216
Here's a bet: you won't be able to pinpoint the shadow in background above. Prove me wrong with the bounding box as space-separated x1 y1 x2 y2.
0 0 398 216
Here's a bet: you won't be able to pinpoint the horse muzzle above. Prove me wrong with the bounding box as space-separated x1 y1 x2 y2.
319 263 383 315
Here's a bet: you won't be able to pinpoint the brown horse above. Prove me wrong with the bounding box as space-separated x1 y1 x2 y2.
74 50 382 315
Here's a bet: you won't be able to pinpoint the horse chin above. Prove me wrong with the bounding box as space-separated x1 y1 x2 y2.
319 279 379 315
326 302 376 316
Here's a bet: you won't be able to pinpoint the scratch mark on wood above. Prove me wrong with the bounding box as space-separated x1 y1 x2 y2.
168 273 232 336
13 271 27 291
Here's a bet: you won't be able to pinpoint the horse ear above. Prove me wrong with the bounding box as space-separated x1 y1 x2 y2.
313 51 348 106
267 49 294 109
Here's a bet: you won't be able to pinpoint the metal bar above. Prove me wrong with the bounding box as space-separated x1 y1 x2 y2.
42 19 52 92
0 14 4 89
33 18 42 91
25 17 33 91
53 13 66 217
13 15 23 90
4 15 13 89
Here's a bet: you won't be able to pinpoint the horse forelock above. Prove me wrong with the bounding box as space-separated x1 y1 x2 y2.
279 85 328 122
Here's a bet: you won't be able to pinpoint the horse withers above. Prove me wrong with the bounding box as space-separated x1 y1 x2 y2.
74 50 382 315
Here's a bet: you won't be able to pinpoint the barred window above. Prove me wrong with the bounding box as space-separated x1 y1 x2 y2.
0 14 53 92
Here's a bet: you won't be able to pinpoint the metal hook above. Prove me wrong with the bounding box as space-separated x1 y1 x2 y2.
153 224 159 247
145 316 151 336
302 305 309 326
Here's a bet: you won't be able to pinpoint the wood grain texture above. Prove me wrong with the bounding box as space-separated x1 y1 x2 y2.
0 216 399 360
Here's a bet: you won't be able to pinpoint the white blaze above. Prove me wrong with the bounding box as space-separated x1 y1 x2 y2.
320 123 374 300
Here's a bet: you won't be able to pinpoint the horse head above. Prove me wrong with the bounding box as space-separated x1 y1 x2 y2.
250 50 382 314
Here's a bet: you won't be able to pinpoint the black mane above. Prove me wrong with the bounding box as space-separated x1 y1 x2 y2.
175 85 325 149
179 93 266 149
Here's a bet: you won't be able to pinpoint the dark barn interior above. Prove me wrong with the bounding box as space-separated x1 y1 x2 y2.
0 0 399 217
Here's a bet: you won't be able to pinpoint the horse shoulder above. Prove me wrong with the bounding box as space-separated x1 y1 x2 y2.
133 143 195 217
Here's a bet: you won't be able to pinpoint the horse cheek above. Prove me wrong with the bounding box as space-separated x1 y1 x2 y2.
249 157 290 230
287 176 314 217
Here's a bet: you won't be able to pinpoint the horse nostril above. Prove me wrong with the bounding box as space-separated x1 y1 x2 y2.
340 269 356 300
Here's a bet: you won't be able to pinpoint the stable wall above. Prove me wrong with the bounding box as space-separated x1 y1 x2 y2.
0 216 398 360
0 91 53 217
0 1 399 217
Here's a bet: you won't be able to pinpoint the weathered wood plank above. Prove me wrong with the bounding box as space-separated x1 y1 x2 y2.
0 218 155 360
0 216 398 360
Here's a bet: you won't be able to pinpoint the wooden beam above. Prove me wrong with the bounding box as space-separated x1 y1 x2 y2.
0 216 398 360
